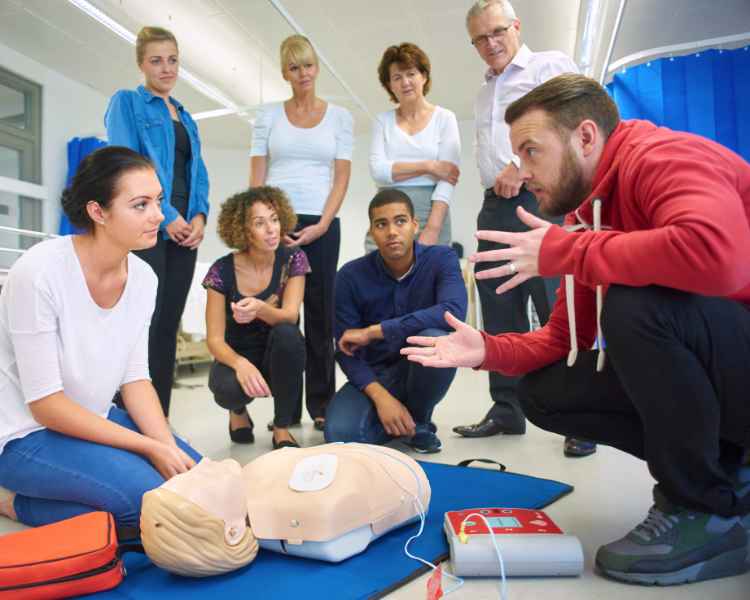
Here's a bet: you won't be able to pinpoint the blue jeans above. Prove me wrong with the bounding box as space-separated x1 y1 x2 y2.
325 329 456 444
0 407 201 527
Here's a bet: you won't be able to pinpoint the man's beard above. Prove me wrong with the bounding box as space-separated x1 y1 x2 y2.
539 146 590 218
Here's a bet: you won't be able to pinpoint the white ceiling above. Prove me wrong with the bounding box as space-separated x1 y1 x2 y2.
0 0 748 148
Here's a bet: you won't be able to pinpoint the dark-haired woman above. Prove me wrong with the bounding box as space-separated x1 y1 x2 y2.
0 146 201 529
368 42 460 250
105 26 210 417
204 187 308 449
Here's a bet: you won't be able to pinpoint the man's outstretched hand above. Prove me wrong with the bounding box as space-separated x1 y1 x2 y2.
400 311 485 369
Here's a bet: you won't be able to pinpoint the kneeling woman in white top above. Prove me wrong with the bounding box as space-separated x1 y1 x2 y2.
0 146 200 529
368 42 461 250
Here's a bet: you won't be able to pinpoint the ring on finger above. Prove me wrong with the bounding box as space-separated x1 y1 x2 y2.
508 261 517 274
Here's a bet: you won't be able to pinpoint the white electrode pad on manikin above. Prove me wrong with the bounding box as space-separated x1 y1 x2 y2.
288 454 338 492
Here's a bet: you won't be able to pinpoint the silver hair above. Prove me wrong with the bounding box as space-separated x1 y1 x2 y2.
466 0 517 29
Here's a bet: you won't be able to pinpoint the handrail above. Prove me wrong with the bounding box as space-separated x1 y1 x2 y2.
608 32 750 74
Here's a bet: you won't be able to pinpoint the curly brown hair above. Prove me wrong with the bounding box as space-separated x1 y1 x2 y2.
377 43 432 104
217 186 297 251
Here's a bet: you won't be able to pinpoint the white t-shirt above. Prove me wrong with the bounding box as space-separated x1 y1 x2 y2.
250 102 354 216
369 106 461 205
0 236 157 454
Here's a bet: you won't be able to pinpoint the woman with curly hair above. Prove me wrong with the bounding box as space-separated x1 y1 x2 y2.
202 187 309 449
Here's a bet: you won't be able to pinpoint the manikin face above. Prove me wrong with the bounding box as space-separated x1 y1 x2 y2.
161 458 247 545
245 201 281 253
388 63 427 104
92 168 164 251
467 4 521 74
283 56 319 94
510 109 591 217
139 40 179 96
369 202 419 263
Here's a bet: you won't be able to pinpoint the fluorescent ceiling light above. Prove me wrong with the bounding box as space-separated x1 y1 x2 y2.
66 0 238 111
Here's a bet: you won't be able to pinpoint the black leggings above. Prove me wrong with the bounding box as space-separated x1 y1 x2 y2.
208 323 305 428
134 235 197 417
296 215 340 420
519 284 750 517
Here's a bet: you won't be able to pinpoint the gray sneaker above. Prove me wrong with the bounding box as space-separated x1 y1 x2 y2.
595 487 749 585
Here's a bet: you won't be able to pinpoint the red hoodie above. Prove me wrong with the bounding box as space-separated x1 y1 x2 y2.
481 119 750 375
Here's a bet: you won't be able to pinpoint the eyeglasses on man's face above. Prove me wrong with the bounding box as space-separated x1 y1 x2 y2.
471 23 514 49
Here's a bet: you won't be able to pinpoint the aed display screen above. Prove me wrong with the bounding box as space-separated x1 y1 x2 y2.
486 516 522 528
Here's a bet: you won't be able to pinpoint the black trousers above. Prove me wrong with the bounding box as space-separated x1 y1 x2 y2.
475 187 559 424
296 215 340 420
208 323 305 428
519 284 750 517
134 235 197 417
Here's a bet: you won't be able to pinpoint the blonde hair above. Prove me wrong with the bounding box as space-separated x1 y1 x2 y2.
279 34 318 76
140 488 259 578
136 26 178 65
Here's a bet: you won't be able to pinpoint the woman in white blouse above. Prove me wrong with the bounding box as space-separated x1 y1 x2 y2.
249 34 353 431
369 42 461 249
0 147 199 529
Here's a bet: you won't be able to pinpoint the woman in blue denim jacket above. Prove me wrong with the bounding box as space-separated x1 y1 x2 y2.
105 26 210 417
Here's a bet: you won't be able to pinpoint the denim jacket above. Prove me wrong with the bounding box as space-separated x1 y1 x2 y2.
104 85 210 232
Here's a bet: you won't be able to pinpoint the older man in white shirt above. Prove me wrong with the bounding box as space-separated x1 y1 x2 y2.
453 0 595 457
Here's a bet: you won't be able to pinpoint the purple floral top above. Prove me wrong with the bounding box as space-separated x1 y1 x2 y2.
202 246 310 354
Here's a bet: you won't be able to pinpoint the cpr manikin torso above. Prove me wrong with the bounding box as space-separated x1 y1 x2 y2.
140 458 259 577
242 443 431 562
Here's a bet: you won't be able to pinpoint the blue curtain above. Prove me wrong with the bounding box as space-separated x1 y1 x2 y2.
607 46 750 162
58 136 107 235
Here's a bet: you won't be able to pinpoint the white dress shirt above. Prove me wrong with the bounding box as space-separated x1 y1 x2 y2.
474 44 579 190
369 106 461 204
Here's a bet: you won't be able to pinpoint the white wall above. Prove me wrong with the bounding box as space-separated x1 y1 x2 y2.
196 146 249 263
0 40 110 235
199 118 485 269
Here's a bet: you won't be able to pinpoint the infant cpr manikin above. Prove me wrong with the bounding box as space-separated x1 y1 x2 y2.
242 442 431 562
140 458 259 577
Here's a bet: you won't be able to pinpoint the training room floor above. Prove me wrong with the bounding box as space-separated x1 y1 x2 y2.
1 364 747 599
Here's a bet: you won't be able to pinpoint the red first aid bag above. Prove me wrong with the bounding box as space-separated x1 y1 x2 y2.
0 511 127 599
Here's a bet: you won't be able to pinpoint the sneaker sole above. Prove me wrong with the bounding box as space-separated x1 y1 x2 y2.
596 546 749 586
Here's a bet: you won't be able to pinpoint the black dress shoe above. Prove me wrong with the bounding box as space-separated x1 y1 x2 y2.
452 415 525 438
229 410 255 444
272 435 300 450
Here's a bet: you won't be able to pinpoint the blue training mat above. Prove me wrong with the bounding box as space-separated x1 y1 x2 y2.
88 461 573 600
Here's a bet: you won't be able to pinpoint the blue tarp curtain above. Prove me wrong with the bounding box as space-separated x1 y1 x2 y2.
606 46 750 162
58 136 107 235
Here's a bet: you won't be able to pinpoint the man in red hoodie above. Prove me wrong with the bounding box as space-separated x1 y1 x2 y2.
402 73 750 586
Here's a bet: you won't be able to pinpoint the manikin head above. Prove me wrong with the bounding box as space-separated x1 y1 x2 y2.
140 458 258 577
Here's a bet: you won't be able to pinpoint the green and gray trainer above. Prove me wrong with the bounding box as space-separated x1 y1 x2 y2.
595 487 749 585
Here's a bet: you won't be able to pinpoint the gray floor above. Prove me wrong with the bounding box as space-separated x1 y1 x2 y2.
2 364 748 599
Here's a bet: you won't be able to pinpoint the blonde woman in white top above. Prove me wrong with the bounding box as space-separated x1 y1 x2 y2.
369 42 461 249
249 35 353 430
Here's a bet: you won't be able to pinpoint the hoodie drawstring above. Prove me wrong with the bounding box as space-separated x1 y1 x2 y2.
563 199 606 371
592 199 606 372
